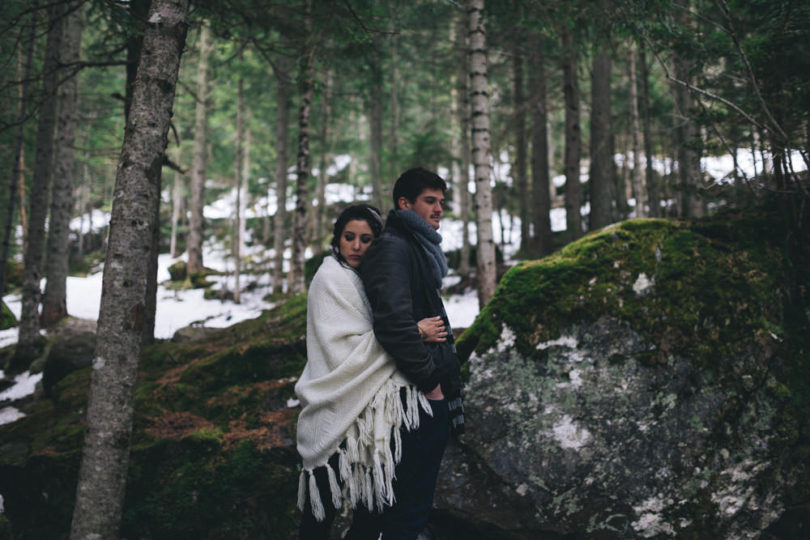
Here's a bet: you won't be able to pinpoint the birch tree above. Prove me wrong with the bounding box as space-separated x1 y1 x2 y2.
628 44 646 217
70 1 189 537
290 0 315 294
468 0 497 307
562 24 583 240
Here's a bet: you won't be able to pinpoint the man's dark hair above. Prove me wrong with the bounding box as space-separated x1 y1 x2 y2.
392 167 447 207
330 203 384 264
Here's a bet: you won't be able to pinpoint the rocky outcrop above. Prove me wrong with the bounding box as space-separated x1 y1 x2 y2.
441 214 810 538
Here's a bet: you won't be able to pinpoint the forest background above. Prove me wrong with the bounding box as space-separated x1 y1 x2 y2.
0 0 809 537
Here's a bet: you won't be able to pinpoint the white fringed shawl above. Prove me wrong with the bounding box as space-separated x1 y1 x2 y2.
295 255 431 520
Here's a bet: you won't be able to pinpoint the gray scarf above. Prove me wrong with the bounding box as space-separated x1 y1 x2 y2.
395 209 448 289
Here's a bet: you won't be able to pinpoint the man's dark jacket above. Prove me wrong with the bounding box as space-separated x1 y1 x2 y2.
360 210 462 400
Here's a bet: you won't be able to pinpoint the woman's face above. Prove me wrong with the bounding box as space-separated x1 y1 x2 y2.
339 219 374 268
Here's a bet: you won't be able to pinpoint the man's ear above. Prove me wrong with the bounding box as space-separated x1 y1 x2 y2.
397 196 411 210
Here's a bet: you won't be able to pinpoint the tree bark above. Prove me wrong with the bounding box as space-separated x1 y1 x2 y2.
455 8 472 277
628 44 646 218
17 2 65 361
672 44 703 217
368 34 385 211
233 70 244 304
42 2 84 326
468 0 497 307
388 5 401 180
169 167 183 257
640 46 659 217
589 48 615 230
512 38 529 254
290 0 315 295
271 59 291 295
529 32 553 256
315 68 333 246
562 25 582 240
1 10 37 298
69 1 188 538
187 20 212 275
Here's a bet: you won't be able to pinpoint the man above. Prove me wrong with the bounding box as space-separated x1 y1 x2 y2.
361 167 464 539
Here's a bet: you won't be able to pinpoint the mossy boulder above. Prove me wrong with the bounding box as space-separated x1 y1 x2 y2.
167 260 187 281
0 294 307 539
440 210 810 538
0 300 15 330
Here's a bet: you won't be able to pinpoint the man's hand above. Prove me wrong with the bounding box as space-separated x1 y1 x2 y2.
425 384 444 400
417 316 448 342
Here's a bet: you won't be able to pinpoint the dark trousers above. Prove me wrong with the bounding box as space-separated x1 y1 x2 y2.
298 398 449 540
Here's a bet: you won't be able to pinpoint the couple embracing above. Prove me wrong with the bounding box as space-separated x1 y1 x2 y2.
295 168 465 540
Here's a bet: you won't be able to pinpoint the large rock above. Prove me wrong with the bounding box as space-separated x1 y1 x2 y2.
443 214 810 538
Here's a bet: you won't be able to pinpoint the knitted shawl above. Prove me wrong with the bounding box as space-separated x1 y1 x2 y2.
295 255 431 520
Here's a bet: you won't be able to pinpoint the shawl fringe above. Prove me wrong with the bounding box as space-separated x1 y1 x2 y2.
297 382 431 520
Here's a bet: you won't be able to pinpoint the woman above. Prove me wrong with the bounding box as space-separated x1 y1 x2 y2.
295 204 446 539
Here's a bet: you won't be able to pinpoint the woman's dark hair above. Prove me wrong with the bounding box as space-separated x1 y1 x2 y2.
330 204 384 264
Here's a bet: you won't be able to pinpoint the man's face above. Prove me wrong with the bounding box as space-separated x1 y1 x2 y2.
398 188 445 230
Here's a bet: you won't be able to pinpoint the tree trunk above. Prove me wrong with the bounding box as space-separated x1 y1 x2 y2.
170 167 183 257
271 59 291 295
388 6 401 180
529 32 553 256
69 2 188 538
640 46 659 217
187 20 212 275
468 0 497 307
589 48 614 230
315 68 333 246
42 2 84 326
233 71 244 305
290 0 315 295
454 10 472 277
512 38 529 254
1 10 37 298
628 44 646 218
368 34 385 211
17 2 64 361
562 25 582 240
672 60 702 218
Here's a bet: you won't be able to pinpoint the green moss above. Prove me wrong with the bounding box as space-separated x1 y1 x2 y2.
458 216 791 377
0 299 16 330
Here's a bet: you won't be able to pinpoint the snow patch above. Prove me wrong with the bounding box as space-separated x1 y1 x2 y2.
0 371 42 401
633 273 655 296
0 407 25 426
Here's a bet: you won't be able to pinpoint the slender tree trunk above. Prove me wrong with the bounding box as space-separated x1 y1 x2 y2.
589 48 614 229
315 69 333 245
388 5 400 180
42 2 84 326
187 20 212 275
628 44 646 218
562 25 582 240
457 8 472 277
640 46 658 217
272 60 291 295
69 2 188 538
468 0 496 307
1 11 37 297
233 70 244 304
17 3 65 361
529 32 553 256
368 35 385 211
170 167 183 257
290 0 315 295
512 38 529 253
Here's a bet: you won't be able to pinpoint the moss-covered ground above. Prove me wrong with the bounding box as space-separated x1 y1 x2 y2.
0 293 307 539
